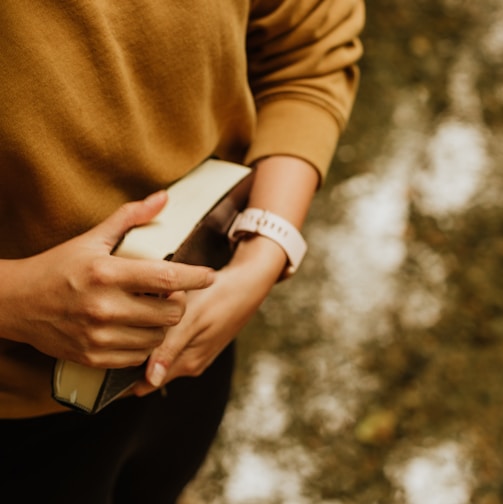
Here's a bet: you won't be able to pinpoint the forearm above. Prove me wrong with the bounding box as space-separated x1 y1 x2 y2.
249 155 319 227
230 155 319 279
138 155 320 390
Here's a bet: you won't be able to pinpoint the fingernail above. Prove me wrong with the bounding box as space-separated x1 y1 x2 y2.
148 362 166 387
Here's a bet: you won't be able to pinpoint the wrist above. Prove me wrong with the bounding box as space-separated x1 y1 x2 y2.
231 234 288 282
228 208 307 280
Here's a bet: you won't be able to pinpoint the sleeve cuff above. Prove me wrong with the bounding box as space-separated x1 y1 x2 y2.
244 98 342 183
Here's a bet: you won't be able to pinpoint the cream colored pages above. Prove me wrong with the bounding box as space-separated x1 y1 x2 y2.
53 360 107 409
114 159 251 260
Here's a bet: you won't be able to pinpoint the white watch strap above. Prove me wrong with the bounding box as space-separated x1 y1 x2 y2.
228 208 307 278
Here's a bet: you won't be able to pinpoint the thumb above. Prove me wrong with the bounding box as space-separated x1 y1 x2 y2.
131 343 179 396
145 340 180 388
90 191 168 250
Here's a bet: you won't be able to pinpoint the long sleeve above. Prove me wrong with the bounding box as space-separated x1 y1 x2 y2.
245 0 365 179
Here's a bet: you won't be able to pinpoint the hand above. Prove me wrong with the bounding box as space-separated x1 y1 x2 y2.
133 235 287 395
132 154 319 394
0 191 214 368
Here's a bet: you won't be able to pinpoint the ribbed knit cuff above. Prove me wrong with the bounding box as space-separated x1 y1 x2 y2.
244 98 342 184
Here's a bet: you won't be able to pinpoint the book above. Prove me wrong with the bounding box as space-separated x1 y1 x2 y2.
52 159 253 414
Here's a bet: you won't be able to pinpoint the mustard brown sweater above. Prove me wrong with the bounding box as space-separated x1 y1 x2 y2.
0 0 364 417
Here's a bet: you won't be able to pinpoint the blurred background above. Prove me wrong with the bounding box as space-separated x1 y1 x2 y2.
182 0 503 502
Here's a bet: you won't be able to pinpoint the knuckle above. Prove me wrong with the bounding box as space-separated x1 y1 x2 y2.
158 345 179 365
180 359 204 377
128 352 150 367
163 308 184 327
87 257 114 287
158 265 180 291
84 327 112 349
162 294 186 325
79 351 105 368
82 298 113 324
150 328 166 346
116 201 139 229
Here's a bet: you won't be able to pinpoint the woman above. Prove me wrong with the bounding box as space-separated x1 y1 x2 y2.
0 1 365 502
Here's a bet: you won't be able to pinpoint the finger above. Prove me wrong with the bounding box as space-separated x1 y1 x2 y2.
128 291 188 326
89 191 168 251
81 347 152 369
132 380 157 397
145 324 210 387
91 290 188 327
108 257 215 294
144 329 194 387
145 348 210 389
82 324 166 357
159 349 211 383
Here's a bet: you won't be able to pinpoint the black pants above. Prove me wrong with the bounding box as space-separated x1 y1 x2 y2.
0 344 234 504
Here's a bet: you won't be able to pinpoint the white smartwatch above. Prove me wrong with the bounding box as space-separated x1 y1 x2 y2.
228 207 307 279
